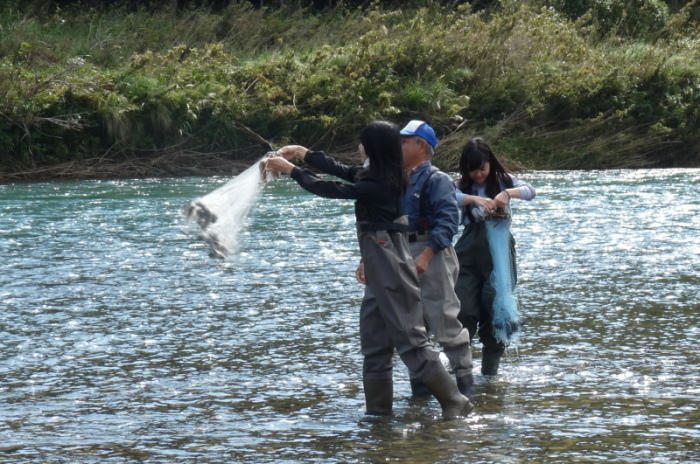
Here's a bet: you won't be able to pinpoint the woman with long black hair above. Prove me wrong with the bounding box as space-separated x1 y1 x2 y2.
454 137 536 375
266 121 472 418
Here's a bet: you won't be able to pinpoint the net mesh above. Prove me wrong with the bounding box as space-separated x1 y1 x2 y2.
182 155 277 258
485 211 521 346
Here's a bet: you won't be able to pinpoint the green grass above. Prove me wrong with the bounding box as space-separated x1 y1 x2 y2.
1 0 699 178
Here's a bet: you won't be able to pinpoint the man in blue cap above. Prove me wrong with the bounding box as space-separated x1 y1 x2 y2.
399 120 474 397
355 120 474 397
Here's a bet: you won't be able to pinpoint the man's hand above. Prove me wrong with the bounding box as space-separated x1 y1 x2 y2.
414 247 435 275
355 262 366 284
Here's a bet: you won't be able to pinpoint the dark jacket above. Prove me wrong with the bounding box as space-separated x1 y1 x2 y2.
290 151 402 224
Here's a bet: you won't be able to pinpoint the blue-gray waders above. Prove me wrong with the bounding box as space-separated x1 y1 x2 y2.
357 220 472 418
454 222 516 375
406 236 473 397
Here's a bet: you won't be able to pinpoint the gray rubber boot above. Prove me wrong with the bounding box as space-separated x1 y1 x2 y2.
424 368 474 419
456 373 475 397
481 345 505 375
363 378 393 416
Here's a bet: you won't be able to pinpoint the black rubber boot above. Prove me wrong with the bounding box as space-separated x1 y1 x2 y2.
456 374 475 397
409 378 431 397
424 368 474 419
363 378 393 416
481 345 505 375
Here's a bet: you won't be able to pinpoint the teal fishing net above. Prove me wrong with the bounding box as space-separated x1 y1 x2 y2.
182 154 278 258
485 207 521 345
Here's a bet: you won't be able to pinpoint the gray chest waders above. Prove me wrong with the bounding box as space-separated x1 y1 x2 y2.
357 219 436 377
356 219 473 417
406 168 473 394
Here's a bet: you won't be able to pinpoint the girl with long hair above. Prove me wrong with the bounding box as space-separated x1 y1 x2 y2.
266 121 472 418
454 137 536 375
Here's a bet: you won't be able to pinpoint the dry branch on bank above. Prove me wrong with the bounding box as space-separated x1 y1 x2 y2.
0 151 254 181
0 147 365 181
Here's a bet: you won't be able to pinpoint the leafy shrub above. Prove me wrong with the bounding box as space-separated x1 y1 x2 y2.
542 0 670 39
592 0 669 39
1 0 700 176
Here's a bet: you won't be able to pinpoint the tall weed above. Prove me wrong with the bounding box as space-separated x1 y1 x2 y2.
1 0 700 175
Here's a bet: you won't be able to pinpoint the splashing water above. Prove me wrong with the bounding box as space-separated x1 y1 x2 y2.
486 212 521 346
183 155 277 258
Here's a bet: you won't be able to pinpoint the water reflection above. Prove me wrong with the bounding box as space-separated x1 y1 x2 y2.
1 170 699 463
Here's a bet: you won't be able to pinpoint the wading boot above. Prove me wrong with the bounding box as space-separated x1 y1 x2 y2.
456 373 475 397
424 368 474 419
409 378 431 398
363 378 393 416
481 345 505 376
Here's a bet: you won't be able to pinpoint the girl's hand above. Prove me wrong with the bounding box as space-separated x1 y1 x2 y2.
494 190 511 208
266 156 296 176
473 196 496 212
278 145 309 161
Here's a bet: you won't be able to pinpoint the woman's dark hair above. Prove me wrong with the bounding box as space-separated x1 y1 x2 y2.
359 120 406 195
457 137 513 199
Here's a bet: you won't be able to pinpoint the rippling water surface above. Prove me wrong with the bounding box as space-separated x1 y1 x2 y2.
1 169 699 463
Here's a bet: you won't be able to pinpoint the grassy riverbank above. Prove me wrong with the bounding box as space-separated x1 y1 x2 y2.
1 0 700 180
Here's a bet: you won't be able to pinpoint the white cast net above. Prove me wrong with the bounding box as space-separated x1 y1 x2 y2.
182 155 278 258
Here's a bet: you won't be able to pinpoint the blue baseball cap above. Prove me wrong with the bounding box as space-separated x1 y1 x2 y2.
400 120 438 149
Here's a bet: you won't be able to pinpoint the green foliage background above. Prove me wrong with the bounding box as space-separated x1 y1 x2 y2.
1 0 700 178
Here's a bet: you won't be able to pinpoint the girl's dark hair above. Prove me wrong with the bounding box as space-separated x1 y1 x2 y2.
457 137 513 199
360 120 406 195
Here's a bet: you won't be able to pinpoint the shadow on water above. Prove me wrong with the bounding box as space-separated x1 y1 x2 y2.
1 170 699 463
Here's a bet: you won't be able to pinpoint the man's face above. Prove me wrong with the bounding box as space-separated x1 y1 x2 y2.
401 136 424 163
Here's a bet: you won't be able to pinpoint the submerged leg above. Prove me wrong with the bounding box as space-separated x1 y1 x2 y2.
456 373 475 397
360 285 396 414
423 366 474 419
481 342 506 376
363 378 393 416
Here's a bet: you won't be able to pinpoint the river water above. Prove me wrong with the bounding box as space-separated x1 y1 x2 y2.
1 169 699 464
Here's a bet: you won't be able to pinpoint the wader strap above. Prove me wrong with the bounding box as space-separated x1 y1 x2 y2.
457 184 476 224
465 205 476 224
407 232 428 243
417 167 439 234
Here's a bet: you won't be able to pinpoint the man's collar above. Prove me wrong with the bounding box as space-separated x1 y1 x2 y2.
408 160 431 175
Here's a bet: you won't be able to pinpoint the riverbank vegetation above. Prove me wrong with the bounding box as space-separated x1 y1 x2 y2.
1 0 700 180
